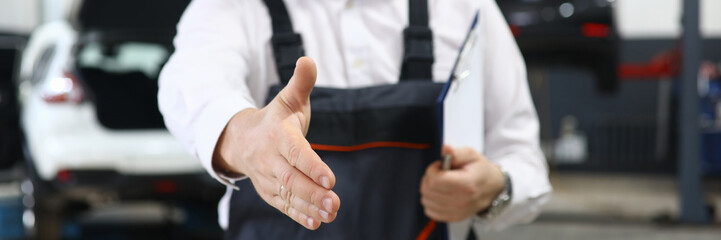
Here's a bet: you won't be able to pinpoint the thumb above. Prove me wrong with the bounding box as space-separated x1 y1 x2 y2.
442 145 479 169
277 56 317 110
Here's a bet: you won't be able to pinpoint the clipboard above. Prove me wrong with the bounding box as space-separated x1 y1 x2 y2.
434 11 487 240
436 11 485 155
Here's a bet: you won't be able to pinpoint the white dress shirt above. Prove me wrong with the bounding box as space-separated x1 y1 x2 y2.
158 0 552 238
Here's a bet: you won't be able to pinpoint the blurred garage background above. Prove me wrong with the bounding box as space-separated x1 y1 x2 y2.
1 0 720 239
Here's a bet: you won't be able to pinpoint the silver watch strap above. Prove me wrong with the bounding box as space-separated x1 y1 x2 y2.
477 171 512 220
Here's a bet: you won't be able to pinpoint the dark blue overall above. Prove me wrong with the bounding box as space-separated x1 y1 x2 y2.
228 0 447 239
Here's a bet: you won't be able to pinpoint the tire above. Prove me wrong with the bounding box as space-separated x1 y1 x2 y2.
22 139 63 240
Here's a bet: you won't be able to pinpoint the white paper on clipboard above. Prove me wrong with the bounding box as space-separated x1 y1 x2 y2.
436 12 486 240
438 12 484 155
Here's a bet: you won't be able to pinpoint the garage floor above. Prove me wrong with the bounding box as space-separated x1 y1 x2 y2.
479 172 721 240
480 220 721 240
2 168 721 239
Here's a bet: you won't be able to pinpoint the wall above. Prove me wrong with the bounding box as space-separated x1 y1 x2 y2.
0 0 40 34
615 0 721 39
0 0 78 34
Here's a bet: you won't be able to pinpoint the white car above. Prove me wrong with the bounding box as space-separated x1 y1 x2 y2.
16 0 221 238
18 23 204 187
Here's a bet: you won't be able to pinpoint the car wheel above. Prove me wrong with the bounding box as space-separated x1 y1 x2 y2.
22 141 64 240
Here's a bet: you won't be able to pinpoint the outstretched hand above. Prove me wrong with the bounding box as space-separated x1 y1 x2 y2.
213 57 340 230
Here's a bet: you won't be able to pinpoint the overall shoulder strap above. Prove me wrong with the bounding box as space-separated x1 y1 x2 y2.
400 0 434 81
263 0 433 83
263 0 305 84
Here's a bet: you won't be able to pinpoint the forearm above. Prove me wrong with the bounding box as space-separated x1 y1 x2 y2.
158 0 257 187
158 55 255 187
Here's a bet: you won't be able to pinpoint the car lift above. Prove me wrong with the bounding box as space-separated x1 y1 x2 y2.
616 0 711 224
677 0 710 223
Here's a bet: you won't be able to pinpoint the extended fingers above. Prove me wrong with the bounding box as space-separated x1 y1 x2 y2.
253 171 336 229
248 175 319 229
274 161 340 213
281 187 336 223
277 127 336 190
268 195 320 230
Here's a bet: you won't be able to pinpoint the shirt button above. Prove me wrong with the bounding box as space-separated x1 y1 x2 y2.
353 59 363 68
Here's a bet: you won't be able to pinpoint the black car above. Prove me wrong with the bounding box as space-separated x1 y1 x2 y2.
497 0 619 92
0 33 25 169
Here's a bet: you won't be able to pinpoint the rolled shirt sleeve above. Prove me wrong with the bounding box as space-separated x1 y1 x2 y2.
158 0 255 189
472 0 553 232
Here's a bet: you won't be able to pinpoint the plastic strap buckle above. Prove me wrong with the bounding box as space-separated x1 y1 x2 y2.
403 26 434 63
401 26 434 80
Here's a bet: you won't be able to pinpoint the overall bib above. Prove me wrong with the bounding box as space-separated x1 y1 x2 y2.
228 0 448 239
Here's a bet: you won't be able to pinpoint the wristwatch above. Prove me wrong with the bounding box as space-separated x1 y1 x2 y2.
476 171 512 220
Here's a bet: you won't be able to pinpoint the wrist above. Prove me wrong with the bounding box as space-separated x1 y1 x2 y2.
478 163 506 209
212 152 243 178
212 108 258 178
476 170 512 220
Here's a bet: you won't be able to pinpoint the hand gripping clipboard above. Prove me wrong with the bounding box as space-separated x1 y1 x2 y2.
437 12 484 156
435 12 485 240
